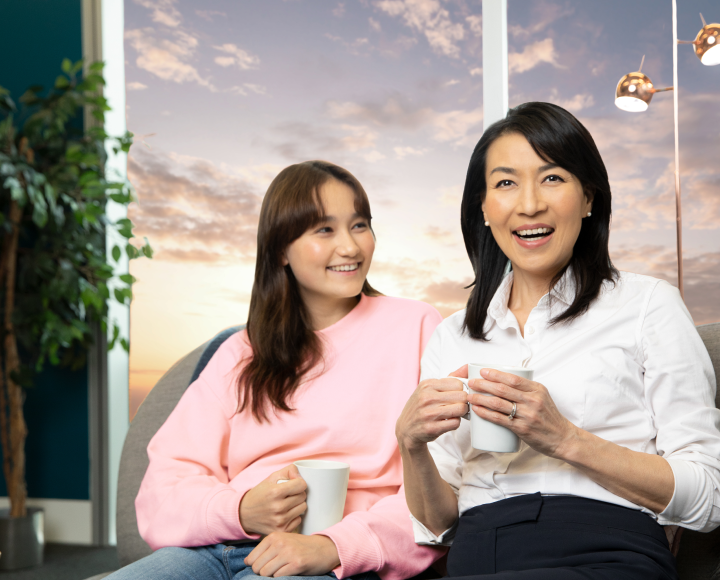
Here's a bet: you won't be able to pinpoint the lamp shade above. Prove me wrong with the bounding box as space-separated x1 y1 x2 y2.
615 72 655 112
695 23 720 65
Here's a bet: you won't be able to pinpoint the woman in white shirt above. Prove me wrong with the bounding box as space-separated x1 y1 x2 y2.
396 102 720 579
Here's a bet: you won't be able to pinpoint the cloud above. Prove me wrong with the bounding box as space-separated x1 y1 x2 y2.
369 17 382 32
324 33 372 56
134 0 182 27
444 79 460 87
327 96 482 145
195 10 226 21
394 146 428 159
125 28 216 90
439 184 462 207
213 43 261 70
127 81 148 91
507 2 574 39
550 90 595 112
333 2 346 17
611 246 720 325
469 67 482 76
421 278 470 317
508 38 563 74
127 150 262 265
364 150 386 163
375 0 465 59
465 14 481 37
339 125 379 151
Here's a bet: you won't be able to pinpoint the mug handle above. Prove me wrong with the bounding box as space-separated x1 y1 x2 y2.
448 376 471 420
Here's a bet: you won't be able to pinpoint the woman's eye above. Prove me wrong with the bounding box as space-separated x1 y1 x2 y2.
545 174 564 183
495 179 514 188
353 221 368 230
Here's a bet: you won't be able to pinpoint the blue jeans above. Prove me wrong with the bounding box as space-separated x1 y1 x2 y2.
104 543 379 580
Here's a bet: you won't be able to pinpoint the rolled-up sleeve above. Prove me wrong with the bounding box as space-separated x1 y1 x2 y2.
641 280 720 532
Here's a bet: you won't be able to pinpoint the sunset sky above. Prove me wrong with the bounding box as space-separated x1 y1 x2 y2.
124 0 720 418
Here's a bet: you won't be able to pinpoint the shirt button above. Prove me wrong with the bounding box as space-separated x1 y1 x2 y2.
526 325 535 335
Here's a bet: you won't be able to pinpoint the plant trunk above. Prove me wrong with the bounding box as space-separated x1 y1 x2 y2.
1 200 27 518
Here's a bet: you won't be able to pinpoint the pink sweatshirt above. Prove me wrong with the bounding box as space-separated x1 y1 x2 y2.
135 294 444 579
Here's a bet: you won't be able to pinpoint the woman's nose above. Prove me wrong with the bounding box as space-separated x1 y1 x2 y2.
517 184 546 216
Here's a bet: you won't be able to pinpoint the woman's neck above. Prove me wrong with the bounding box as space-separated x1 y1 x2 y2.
507 267 554 335
304 294 361 331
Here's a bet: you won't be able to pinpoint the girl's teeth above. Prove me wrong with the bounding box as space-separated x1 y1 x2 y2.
329 264 358 272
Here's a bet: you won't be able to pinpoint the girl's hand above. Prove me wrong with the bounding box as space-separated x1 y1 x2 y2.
239 465 307 536
468 368 578 458
396 365 471 452
244 533 340 577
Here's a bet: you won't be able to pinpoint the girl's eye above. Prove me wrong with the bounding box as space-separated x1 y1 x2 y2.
353 221 368 230
316 226 332 234
495 179 514 188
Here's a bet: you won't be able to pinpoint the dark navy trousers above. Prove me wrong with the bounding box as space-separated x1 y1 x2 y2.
445 493 678 579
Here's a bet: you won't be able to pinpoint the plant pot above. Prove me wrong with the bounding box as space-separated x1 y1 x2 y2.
0 507 44 570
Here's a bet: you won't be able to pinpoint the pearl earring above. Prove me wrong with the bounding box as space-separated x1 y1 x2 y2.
586 212 592 217
484 220 490 226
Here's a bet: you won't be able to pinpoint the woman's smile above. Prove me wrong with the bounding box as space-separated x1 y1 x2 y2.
512 223 555 249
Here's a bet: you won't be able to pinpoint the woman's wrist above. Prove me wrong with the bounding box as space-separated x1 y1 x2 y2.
549 421 586 464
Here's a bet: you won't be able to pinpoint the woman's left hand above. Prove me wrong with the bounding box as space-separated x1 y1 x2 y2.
244 533 340 577
468 368 578 459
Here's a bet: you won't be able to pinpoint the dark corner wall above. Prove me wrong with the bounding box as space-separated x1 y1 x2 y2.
0 0 89 501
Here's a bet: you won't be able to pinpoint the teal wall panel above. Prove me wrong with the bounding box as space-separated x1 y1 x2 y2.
0 0 89 500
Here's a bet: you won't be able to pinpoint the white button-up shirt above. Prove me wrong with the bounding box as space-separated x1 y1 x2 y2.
413 270 720 544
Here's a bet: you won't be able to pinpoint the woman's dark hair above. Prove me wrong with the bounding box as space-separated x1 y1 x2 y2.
461 102 618 340
238 160 380 422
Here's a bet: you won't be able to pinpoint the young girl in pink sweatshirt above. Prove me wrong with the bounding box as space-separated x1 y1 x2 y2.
106 161 443 580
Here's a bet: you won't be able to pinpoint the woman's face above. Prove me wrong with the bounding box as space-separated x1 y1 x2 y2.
282 178 375 311
482 132 592 282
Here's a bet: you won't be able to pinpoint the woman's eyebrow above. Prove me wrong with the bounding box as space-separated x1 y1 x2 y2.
489 166 516 175
538 163 559 172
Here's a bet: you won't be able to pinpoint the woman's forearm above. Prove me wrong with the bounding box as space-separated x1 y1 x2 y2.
558 425 675 514
400 444 459 537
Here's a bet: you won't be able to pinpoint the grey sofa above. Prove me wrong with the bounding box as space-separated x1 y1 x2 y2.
102 323 720 579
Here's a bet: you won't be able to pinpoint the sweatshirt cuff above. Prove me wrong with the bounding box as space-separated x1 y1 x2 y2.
659 458 710 529
317 515 383 579
205 487 260 542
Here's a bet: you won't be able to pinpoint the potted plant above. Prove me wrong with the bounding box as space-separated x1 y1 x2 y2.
0 59 151 570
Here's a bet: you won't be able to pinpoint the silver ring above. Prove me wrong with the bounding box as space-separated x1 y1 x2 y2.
508 402 517 421
466 403 471 415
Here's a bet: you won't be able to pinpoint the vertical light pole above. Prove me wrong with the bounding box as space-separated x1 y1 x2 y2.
671 0 683 297
482 0 508 131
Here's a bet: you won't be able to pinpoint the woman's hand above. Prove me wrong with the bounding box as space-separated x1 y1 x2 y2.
244 533 340 577
239 465 307 536
395 365 471 452
468 368 578 458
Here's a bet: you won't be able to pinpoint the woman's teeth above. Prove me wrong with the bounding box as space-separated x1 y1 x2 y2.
515 227 553 241
328 263 358 272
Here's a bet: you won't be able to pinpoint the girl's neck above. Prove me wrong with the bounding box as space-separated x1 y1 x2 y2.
305 294 361 331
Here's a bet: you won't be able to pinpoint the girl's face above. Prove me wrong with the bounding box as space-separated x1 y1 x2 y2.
482 132 592 282
282 178 375 315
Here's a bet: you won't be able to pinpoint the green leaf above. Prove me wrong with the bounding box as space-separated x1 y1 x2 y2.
55 75 70 89
125 244 139 259
120 338 130 352
119 273 136 285
61 58 72 73
112 245 121 262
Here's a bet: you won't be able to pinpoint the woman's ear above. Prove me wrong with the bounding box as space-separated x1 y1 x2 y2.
281 252 289 266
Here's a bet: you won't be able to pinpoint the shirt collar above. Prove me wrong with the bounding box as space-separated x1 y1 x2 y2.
486 265 577 326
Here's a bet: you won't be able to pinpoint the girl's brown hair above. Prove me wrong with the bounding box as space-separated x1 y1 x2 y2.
238 161 380 422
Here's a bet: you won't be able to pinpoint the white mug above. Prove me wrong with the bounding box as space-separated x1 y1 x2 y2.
293 460 349 535
451 364 533 453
